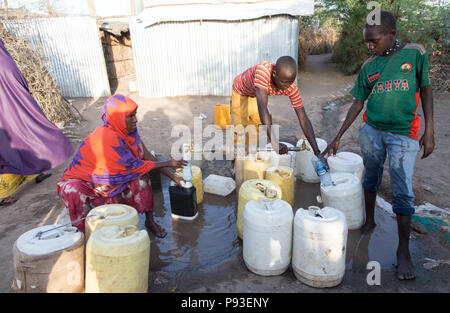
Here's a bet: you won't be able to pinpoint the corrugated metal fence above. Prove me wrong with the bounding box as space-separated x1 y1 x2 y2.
130 15 299 97
2 16 110 98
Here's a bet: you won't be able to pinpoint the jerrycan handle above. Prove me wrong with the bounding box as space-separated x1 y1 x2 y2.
333 177 349 186
114 225 137 239
253 182 266 193
253 182 278 198
33 214 101 240
274 168 289 177
103 210 127 218
255 152 265 161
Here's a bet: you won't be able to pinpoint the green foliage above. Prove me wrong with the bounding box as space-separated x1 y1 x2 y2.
318 0 450 75
298 5 341 60
301 5 342 30
330 4 368 74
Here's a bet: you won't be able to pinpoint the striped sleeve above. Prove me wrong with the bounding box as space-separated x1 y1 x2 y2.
404 43 426 55
286 84 303 109
254 63 271 92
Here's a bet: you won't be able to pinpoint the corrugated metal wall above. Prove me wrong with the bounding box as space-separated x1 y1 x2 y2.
130 15 299 97
2 17 110 97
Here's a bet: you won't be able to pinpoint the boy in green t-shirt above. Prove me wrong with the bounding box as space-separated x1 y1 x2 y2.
322 11 435 280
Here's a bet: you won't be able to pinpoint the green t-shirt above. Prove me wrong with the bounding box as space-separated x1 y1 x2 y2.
350 44 430 139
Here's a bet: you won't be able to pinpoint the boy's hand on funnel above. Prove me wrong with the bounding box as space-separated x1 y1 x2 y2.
321 136 340 158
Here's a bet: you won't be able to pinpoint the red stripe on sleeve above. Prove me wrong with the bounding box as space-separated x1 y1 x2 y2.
286 84 303 108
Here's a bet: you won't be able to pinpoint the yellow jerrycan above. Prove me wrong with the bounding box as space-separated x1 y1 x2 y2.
243 152 271 182
85 225 150 293
265 166 295 207
237 179 282 240
214 104 231 130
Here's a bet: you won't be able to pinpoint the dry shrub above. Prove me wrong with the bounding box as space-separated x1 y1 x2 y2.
429 46 449 93
302 27 339 55
429 62 450 93
297 34 307 71
0 21 81 125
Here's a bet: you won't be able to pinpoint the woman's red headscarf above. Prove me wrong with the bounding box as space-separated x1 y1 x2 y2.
59 94 155 196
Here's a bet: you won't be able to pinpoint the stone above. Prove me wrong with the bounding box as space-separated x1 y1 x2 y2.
411 220 428 234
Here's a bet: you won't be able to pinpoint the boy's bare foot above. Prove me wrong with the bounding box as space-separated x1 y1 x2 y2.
396 250 416 280
145 218 167 238
395 215 415 280
362 191 377 234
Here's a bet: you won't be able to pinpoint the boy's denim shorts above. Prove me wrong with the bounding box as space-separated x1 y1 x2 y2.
358 123 419 216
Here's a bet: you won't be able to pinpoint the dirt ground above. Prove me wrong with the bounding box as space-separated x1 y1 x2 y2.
1 54 448 294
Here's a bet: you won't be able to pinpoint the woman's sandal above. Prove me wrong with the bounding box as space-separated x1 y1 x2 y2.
154 227 167 238
35 172 52 184
0 196 18 206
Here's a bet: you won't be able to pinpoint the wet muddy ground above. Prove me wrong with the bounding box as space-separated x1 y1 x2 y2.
146 171 239 273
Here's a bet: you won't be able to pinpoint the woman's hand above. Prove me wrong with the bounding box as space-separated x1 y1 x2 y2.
169 159 188 168
171 175 185 187
151 158 189 171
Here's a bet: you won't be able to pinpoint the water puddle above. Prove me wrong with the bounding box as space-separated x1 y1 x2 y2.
139 161 413 274
140 175 240 272
345 209 398 270
292 180 399 270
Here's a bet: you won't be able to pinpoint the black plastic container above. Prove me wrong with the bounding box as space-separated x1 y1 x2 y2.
148 170 161 190
169 185 198 219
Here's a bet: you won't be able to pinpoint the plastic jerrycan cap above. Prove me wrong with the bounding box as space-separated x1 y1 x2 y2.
264 188 278 198
260 198 275 212
181 180 193 188
306 206 324 218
